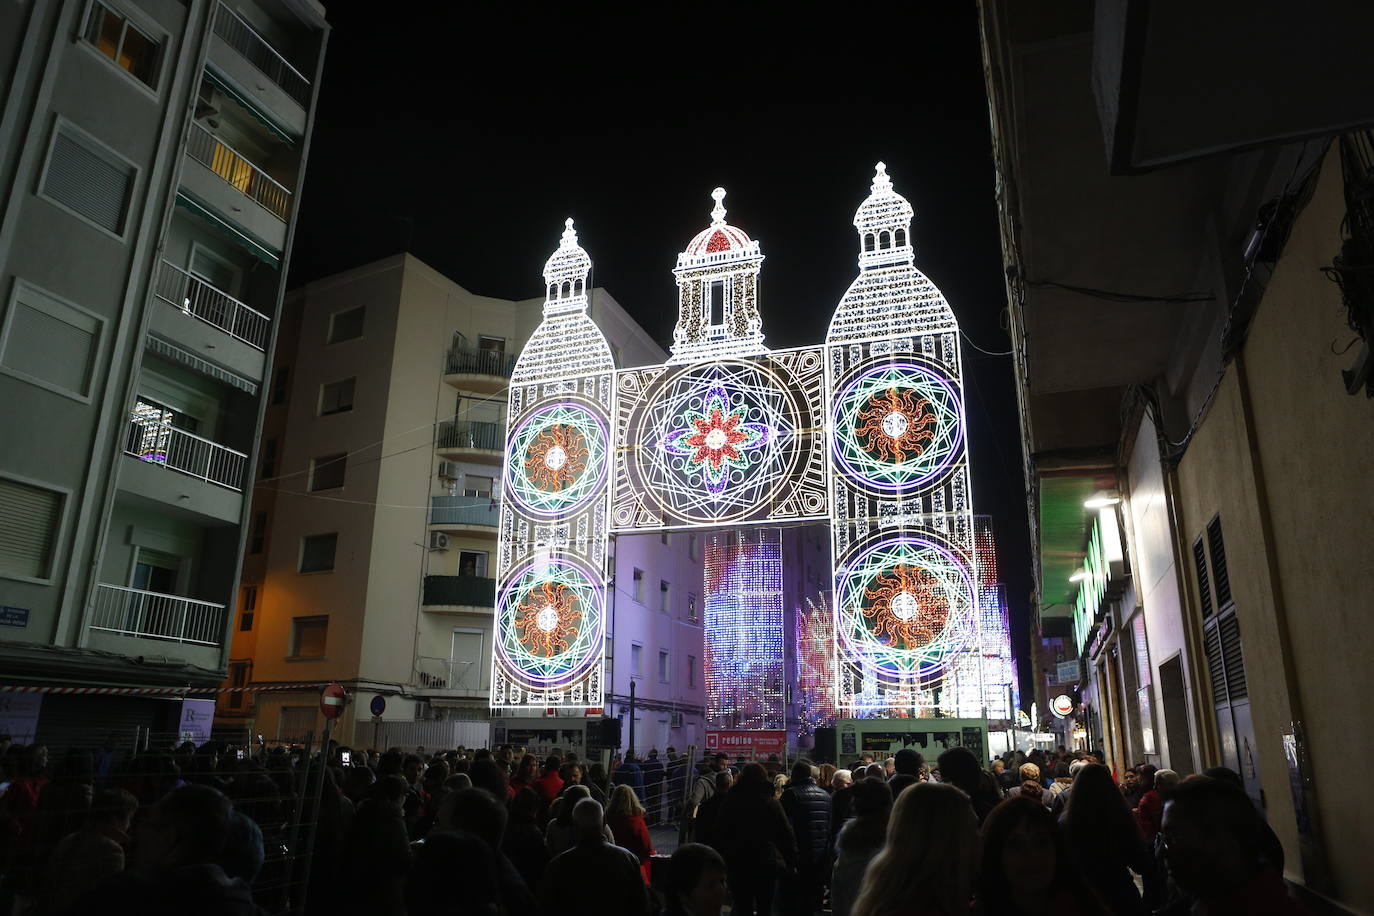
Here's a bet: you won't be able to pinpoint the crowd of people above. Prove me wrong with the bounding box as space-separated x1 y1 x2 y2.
0 731 1308 916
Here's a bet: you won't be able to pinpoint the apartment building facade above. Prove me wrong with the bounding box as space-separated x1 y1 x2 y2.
223 252 707 751
0 0 327 738
981 1 1374 909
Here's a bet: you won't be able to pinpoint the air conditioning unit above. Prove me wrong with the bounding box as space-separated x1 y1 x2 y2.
670 711 684 729
428 531 450 551
437 460 460 480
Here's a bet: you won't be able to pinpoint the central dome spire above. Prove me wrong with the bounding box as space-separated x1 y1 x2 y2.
670 187 767 363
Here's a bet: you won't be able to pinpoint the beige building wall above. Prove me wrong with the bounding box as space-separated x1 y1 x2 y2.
1172 145 1374 906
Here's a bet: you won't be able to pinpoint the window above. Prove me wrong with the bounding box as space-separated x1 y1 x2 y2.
319 378 354 416
458 550 488 578
658 650 670 683
660 531 670 546
83 2 160 86
299 533 337 573
131 548 178 594
239 585 256 631
632 568 644 602
328 306 365 344
1 281 104 402
309 453 346 491
688 533 698 561
228 661 248 710
290 616 328 658
0 476 63 581
687 654 697 688
462 475 493 498
187 245 238 295
707 280 724 325
630 643 643 676
659 580 670 613
40 119 136 236
687 593 698 623
477 336 506 354
271 366 290 404
260 438 277 478
249 512 267 554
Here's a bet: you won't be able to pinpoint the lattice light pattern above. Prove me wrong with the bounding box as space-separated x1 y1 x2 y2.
704 530 785 730
796 593 838 736
496 164 989 718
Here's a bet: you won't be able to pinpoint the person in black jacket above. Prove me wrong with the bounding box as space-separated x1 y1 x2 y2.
712 763 797 916
779 760 831 916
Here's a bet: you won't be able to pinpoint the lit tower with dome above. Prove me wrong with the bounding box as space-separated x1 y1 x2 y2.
825 162 980 715
491 219 615 709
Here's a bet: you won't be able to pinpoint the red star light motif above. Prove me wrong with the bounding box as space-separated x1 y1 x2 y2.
685 406 749 470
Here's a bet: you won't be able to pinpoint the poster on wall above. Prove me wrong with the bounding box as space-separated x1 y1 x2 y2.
705 729 787 759
178 698 215 746
0 692 42 744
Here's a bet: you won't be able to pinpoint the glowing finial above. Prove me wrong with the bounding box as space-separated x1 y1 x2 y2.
710 187 727 227
561 217 578 246
871 162 892 193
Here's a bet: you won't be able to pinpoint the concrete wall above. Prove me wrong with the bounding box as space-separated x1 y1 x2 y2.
1173 145 1374 908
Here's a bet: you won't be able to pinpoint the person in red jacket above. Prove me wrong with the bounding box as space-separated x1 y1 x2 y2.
532 754 565 807
1133 768 1178 845
606 783 655 884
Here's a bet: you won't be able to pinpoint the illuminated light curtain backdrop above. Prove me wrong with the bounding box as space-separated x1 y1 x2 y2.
495 167 990 718
703 529 785 730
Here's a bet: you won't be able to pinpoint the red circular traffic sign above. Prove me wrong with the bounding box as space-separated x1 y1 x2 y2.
321 683 348 720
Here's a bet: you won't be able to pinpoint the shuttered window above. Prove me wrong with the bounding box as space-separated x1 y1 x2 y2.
1198 516 1250 707
0 477 63 580
1207 516 1232 609
1191 537 1213 618
40 122 135 236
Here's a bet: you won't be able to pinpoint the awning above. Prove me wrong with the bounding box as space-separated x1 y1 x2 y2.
202 64 298 146
175 191 281 269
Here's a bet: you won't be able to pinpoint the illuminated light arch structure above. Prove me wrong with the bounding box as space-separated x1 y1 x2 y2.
495 167 985 717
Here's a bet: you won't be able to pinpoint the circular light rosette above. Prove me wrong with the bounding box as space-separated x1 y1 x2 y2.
630 359 801 525
505 401 608 517
496 557 604 687
835 534 976 683
832 361 964 494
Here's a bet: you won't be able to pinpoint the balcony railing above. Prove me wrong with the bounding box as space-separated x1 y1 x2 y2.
212 2 311 108
429 495 499 527
436 420 502 452
89 583 226 646
153 260 270 350
445 346 517 379
423 575 496 607
186 123 291 221
124 416 247 491
415 655 483 691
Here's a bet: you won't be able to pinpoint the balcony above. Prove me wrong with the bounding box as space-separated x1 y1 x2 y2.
209 2 311 136
187 123 291 221
415 655 485 697
443 346 517 393
124 415 246 492
89 584 226 647
153 260 269 350
423 575 496 609
436 420 503 461
429 496 499 535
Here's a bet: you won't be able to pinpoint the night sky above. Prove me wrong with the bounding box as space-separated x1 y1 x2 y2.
290 4 1034 704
